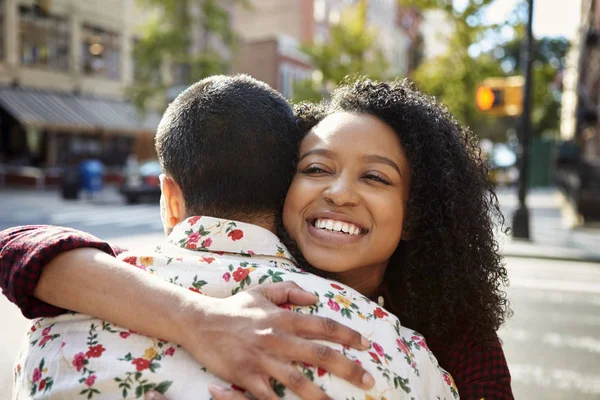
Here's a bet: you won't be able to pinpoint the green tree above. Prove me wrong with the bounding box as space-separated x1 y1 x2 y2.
495 36 570 138
403 0 507 139
292 2 390 103
127 0 249 112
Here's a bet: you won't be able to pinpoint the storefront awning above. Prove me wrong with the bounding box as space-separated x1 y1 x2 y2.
0 86 161 135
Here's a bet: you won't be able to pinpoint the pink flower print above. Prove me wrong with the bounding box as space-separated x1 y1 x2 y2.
122 256 138 266
353 359 363 367
372 342 385 357
396 338 410 355
327 298 340 312
165 347 176 356
330 283 344 290
202 238 213 248
72 353 86 371
279 303 292 310
120 332 131 339
61 342 66 348
42 327 51 336
187 231 201 243
247 250 256 255
30 325 37 332
188 216 202 225
227 229 244 241
368 352 381 364
411 335 429 351
85 375 96 387
38 335 51 347
222 272 231 282
38 378 46 391
317 367 327 377
185 241 197 250
201 256 215 264
443 373 451 386
32 368 41 383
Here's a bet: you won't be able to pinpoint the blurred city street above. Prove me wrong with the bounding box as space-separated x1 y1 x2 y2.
0 186 599 399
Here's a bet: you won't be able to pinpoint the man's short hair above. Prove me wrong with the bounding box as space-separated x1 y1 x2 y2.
155 74 299 220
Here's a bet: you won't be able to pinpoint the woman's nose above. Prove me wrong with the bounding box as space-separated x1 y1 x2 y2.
322 176 360 206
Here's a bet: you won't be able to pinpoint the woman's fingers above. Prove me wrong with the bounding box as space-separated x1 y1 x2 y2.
260 358 333 400
291 313 370 350
259 281 318 306
276 335 374 390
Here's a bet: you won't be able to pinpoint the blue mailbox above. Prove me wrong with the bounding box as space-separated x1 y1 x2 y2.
79 159 104 193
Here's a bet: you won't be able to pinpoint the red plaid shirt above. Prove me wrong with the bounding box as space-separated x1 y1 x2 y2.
0 225 513 399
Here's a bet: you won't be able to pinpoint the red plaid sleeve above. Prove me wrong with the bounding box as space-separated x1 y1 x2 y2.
0 225 127 319
442 332 513 399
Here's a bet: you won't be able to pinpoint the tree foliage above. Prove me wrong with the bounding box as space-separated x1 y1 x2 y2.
127 0 249 111
401 0 569 140
292 2 389 103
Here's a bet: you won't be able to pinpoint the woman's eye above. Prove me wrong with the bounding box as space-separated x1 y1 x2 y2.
302 166 328 174
364 173 391 185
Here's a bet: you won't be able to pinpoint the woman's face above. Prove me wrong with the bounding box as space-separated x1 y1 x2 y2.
283 112 410 283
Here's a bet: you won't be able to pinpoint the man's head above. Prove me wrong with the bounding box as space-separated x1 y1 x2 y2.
157 75 299 234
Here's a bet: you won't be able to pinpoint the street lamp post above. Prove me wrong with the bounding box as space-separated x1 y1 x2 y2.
512 0 535 239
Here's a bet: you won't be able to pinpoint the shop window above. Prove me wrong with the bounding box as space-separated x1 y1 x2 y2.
81 24 120 80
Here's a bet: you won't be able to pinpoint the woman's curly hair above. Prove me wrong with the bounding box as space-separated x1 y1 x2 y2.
287 79 511 350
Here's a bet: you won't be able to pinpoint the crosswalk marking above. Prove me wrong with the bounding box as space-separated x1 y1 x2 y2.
509 364 600 394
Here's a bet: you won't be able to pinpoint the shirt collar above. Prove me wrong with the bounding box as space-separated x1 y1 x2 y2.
166 216 294 261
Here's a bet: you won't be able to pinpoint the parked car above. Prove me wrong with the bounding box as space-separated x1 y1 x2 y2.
120 160 161 204
489 143 519 187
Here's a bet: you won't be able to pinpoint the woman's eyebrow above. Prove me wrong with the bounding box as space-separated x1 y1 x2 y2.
298 148 336 161
363 155 402 177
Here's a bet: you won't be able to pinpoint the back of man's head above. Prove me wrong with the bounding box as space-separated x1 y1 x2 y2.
155 74 298 222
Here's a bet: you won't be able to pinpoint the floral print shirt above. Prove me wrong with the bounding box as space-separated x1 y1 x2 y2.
13 216 459 400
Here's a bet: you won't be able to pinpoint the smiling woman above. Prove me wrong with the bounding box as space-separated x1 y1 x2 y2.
280 78 513 399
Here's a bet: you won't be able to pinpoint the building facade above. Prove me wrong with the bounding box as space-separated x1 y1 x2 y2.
0 0 161 174
232 0 414 99
557 0 600 220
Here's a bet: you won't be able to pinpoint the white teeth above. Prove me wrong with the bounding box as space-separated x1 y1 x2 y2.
313 218 362 235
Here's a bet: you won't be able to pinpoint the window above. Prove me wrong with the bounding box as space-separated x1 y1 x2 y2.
81 25 120 80
19 5 70 70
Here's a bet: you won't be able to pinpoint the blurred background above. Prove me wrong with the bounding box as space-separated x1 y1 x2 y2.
0 0 599 399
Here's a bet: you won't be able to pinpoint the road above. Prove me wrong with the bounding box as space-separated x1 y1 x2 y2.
1 188 599 399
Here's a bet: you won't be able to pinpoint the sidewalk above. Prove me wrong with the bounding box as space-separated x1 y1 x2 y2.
497 187 600 262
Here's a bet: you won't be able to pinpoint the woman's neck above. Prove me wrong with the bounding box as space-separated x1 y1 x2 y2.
331 262 387 299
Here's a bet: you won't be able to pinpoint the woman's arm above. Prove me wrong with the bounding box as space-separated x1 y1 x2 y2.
447 333 514 400
0 225 124 317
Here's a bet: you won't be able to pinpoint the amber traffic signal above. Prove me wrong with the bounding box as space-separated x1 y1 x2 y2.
476 76 524 117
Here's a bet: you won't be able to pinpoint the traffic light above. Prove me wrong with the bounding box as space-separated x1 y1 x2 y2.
475 76 524 117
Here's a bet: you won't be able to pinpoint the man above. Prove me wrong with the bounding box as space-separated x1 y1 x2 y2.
6 75 455 400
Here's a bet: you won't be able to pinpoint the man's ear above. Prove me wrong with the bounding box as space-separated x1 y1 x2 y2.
160 174 187 229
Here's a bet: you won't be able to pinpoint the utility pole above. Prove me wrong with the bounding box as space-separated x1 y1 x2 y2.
512 0 534 239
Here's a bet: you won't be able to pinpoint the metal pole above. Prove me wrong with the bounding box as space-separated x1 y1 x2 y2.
512 0 534 239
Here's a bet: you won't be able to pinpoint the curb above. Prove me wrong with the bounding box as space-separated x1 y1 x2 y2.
501 248 600 263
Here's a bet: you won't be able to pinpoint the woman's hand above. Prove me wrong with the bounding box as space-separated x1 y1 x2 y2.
175 281 374 400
